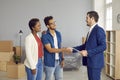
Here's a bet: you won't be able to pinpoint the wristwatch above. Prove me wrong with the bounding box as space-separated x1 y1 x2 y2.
62 58 64 61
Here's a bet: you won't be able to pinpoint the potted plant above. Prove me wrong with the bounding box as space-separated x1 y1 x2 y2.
13 54 21 64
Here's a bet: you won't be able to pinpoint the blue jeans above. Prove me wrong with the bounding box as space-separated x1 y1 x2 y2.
25 58 43 80
44 60 63 80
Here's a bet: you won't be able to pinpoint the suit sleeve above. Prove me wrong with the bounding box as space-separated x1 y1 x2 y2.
73 44 86 53
87 28 106 57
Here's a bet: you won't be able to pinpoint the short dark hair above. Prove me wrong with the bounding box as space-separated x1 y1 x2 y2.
87 11 99 22
28 18 39 31
44 16 53 26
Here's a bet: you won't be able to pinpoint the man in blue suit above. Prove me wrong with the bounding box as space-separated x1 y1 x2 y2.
72 11 106 80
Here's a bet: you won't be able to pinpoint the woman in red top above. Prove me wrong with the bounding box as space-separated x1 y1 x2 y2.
24 18 43 80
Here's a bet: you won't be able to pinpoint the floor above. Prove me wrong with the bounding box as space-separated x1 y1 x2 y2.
0 66 112 80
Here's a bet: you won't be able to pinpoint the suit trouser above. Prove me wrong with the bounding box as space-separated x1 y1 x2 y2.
87 67 102 80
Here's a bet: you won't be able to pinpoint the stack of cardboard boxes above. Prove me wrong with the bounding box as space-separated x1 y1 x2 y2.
7 61 26 78
0 41 14 71
0 41 26 79
7 46 26 79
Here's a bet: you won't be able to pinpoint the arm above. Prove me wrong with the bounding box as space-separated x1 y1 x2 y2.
60 53 64 68
87 28 106 57
72 44 86 53
41 34 68 53
25 37 36 69
44 43 64 53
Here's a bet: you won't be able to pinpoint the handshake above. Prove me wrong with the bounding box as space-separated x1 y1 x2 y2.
61 47 88 56
61 47 73 53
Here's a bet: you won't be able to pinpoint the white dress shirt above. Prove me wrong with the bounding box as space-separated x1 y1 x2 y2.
87 23 97 40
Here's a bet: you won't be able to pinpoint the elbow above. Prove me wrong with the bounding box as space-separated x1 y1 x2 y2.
104 45 106 51
48 51 53 53
103 43 107 51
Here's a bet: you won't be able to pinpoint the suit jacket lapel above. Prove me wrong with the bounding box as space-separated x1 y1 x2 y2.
87 24 97 42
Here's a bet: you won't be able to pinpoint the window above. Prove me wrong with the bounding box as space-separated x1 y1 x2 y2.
106 0 112 4
105 0 112 30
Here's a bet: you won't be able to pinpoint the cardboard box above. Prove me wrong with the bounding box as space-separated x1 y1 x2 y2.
13 46 22 56
0 41 13 52
0 52 14 61
0 61 7 71
7 61 26 79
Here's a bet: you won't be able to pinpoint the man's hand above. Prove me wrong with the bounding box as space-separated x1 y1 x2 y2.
66 47 73 53
60 60 64 68
80 50 88 56
42 30 46 34
31 69 36 75
61 47 72 53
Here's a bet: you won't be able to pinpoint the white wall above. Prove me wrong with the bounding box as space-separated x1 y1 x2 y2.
112 0 120 30
93 0 105 29
0 0 92 48
93 0 120 30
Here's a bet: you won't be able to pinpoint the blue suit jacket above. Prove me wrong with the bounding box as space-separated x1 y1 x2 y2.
74 24 106 69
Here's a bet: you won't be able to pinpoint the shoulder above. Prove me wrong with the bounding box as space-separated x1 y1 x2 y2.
55 30 61 36
41 32 51 41
25 33 33 40
56 30 61 34
95 25 106 37
95 25 105 32
41 32 49 38
25 33 34 43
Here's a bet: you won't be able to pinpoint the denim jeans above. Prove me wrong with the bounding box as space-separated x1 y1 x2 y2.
44 60 63 80
25 58 43 80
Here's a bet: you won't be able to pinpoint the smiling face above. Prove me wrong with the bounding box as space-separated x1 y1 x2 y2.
47 19 56 30
86 14 92 27
86 11 99 27
32 21 41 32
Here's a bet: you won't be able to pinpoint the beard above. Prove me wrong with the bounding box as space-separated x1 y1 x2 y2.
86 22 91 26
49 27 56 30
38 29 41 32
87 23 90 26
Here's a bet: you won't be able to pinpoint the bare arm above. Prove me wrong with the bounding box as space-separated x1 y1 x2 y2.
44 43 64 53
